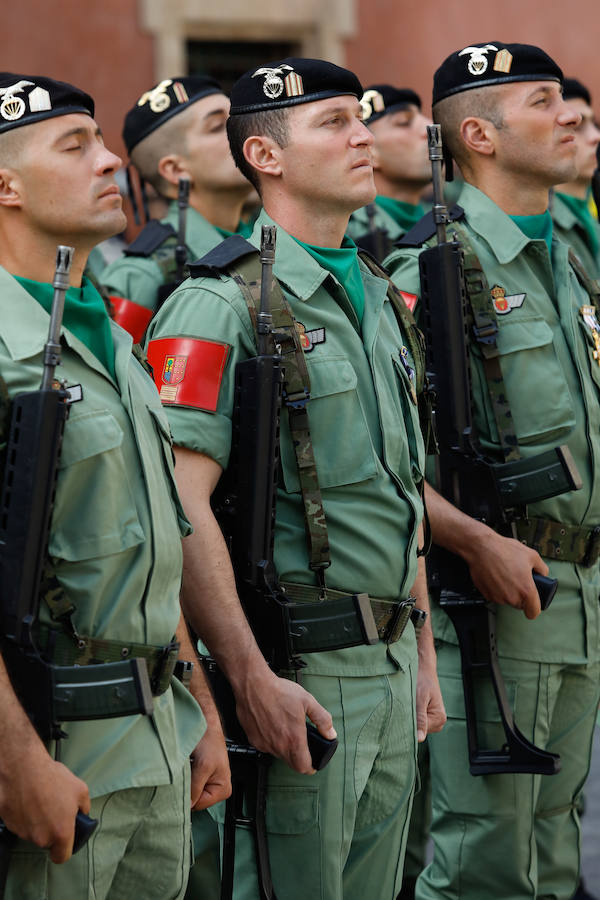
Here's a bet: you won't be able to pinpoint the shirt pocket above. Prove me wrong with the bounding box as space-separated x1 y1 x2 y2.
146 403 192 537
477 316 575 445
49 410 145 561
279 356 377 494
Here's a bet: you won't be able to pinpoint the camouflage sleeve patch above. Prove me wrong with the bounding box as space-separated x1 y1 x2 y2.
146 337 230 412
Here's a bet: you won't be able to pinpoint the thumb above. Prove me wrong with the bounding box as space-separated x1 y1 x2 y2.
305 696 337 740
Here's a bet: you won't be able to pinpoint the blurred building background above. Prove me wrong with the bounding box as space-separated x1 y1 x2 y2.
5 0 599 164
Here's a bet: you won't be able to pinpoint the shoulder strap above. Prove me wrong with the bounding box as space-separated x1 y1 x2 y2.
568 248 600 310
225 251 332 585
0 373 9 452
358 250 426 393
396 204 465 249
189 235 257 278
450 222 521 463
124 220 176 257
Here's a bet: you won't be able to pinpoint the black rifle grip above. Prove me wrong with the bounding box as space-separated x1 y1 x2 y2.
533 572 558 611
306 723 338 771
72 811 98 854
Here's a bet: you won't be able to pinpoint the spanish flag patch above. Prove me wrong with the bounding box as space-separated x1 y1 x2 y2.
146 337 230 412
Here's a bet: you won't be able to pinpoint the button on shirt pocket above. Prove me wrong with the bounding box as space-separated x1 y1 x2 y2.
49 410 145 561
279 357 378 494
477 316 575 446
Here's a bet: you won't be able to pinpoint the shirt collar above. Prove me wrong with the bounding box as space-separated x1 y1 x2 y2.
0 266 53 360
249 210 330 302
457 182 543 263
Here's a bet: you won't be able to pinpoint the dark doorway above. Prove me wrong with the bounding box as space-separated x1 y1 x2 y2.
187 39 301 94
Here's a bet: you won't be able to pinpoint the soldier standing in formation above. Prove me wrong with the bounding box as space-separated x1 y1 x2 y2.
0 73 229 898
387 41 600 900
551 77 600 278
146 57 445 900
101 76 252 328
346 85 432 261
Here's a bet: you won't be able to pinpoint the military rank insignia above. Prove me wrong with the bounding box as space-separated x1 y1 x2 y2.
146 337 230 410
295 322 325 352
580 305 600 366
252 65 304 100
0 80 51 121
491 284 526 315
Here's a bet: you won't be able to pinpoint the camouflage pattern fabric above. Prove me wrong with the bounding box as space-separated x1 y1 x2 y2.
452 223 521 463
36 623 180 695
514 517 600 566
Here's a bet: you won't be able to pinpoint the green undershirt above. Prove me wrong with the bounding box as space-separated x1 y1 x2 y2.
293 235 365 325
376 196 425 233
15 274 115 378
556 191 600 259
509 210 554 258
215 219 254 240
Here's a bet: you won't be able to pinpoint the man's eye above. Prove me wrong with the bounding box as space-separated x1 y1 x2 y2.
65 144 83 151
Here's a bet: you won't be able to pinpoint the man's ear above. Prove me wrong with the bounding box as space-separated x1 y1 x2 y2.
243 135 283 179
460 117 496 157
157 155 190 188
0 169 22 208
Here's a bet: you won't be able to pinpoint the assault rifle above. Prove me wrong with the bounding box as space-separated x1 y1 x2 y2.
156 175 191 309
0 247 153 889
420 126 582 776
206 226 336 900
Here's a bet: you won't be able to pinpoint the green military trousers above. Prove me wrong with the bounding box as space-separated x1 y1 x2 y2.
6 763 192 900
211 663 418 900
417 642 600 900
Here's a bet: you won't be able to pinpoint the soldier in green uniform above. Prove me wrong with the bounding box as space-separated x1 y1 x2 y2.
146 58 446 900
551 78 600 279
346 85 431 263
386 42 600 899
0 73 229 899
100 76 252 332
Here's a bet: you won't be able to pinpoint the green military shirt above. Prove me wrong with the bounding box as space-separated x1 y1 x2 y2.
347 200 408 246
0 266 204 797
101 201 226 312
551 190 600 279
146 210 425 676
386 182 600 665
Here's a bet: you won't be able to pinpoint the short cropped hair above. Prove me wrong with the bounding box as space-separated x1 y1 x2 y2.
226 108 290 193
0 127 29 168
433 85 505 169
130 103 195 197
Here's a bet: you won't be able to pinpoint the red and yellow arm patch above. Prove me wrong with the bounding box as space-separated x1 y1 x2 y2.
146 337 230 412
398 290 417 313
109 296 153 344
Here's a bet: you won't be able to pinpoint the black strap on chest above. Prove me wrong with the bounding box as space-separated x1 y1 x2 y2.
396 204 465 249
124 220 176 257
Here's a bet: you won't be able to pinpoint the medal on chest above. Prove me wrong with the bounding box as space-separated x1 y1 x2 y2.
580 305 600 366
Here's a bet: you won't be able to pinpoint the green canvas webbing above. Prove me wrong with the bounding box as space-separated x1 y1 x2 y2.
228 254 331 584
450 222 520 463
568 248 600 309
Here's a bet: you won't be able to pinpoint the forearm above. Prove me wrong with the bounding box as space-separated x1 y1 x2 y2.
175 613 222 731
175 447 270 693
424 481 494 565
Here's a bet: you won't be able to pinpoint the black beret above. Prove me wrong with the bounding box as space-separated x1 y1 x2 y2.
361 85 421 124
562 77 591 106
0 73 93 135
432 42 563 106
229 58 363 116
123 75 223 154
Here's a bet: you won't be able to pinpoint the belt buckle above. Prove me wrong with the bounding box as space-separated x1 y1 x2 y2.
381 597 416 645
583 526 600 567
